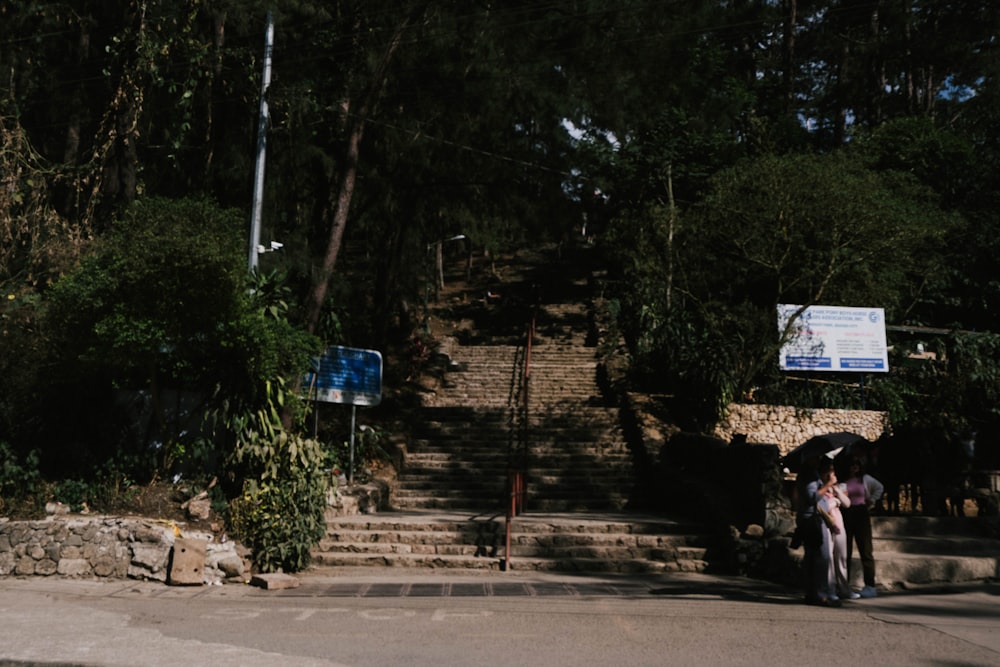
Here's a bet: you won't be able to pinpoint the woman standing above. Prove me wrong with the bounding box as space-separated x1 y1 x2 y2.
843 459 885 598
819 463 854 601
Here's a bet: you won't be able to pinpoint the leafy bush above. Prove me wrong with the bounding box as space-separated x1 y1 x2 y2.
0 441 41 514
37 196 249 479
229 454 327 574
52 479 93 512
224 380 327 573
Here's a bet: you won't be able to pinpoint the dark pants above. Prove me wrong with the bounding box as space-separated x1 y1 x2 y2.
843 505 876 587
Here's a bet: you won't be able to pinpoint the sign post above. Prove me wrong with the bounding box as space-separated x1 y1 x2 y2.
303 346 382 483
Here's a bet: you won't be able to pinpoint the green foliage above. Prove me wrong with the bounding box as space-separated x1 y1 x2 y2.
937 333 1000 424
232 273 321 408
46 196 246 387
37 197 318 482
51 479 93 513
224 379 327 573
229 467 326 574
0 442 41 514
320 424 390 482
604 150 964 430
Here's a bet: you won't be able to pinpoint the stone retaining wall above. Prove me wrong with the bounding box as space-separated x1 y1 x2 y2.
0 516 247 584
714 403 889 455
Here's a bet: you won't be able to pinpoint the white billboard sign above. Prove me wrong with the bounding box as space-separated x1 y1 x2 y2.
777 304 889 373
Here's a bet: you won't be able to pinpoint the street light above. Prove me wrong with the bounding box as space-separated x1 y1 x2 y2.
423 234 466 334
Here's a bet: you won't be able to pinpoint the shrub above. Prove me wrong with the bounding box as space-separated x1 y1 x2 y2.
228 446 327 573
224 380 327 573
0 441 42 515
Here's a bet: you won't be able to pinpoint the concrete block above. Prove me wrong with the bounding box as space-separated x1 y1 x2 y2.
250 572 300 590
169 537 208 585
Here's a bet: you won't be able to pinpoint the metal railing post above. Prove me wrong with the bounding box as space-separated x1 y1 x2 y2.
504 305 535 571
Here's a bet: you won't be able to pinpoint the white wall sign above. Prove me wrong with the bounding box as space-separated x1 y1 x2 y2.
777 304 889 373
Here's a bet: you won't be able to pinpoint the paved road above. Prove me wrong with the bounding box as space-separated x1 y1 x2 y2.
1 569 998 666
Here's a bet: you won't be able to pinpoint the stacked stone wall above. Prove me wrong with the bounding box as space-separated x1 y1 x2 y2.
0 516 247 584
714 403 889 455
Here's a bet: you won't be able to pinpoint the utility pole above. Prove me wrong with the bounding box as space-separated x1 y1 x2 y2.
248 11 274 272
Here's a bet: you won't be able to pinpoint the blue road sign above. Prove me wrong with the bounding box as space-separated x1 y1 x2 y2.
304 346 382 406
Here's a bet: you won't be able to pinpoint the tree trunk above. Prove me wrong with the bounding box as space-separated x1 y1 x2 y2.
203 11 227 181
666 164 675 311
305 119 364 335
782 0 797 115
304 16 412 335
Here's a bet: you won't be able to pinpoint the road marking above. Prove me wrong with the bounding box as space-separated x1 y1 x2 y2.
358 608 418 620
432 609 495 622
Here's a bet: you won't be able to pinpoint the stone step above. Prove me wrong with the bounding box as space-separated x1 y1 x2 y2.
418 407 619 420
312 512 716 573
396 461 633 481
404 447 630 461
445 351 600 364
867 551 1000 585
391 480 632 499
873 534 1000 556
411 428 626 441
522 499 630 512
310 551 694 573
405 446 628 457
317 538 705 563
395 470 633 484
870 515 997 538
311 552 502 569
410 427 622 440
391 496 504 511
389 490 631 507
391 488 505 500
441 378 599 391
785 518 1000 588
390 492 625 504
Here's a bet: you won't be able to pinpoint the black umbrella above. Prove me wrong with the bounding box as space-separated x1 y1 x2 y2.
783 432 871 473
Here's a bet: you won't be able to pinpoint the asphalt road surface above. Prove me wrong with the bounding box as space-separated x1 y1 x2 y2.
1 569 998 666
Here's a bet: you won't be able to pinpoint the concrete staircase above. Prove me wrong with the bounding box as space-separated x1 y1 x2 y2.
310 243 718 573
395 341 633 513
864 516 1000 588
312 512 715 573
779 514 1000 590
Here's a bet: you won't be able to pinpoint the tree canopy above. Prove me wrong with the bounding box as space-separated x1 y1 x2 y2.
2 0 1000 468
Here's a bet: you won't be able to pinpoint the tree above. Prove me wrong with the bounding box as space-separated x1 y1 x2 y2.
254 2 592 344
41 197 317 477
608 150 961 429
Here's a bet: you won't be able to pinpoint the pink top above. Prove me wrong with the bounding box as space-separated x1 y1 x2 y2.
845 473 885 508
845 477 867 507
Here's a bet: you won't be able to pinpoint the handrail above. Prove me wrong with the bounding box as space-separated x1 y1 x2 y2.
504 302 536 571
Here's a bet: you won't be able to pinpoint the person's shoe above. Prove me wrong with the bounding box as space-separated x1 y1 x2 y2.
860 586 878 598
821 597 842 608
846 592 861 600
